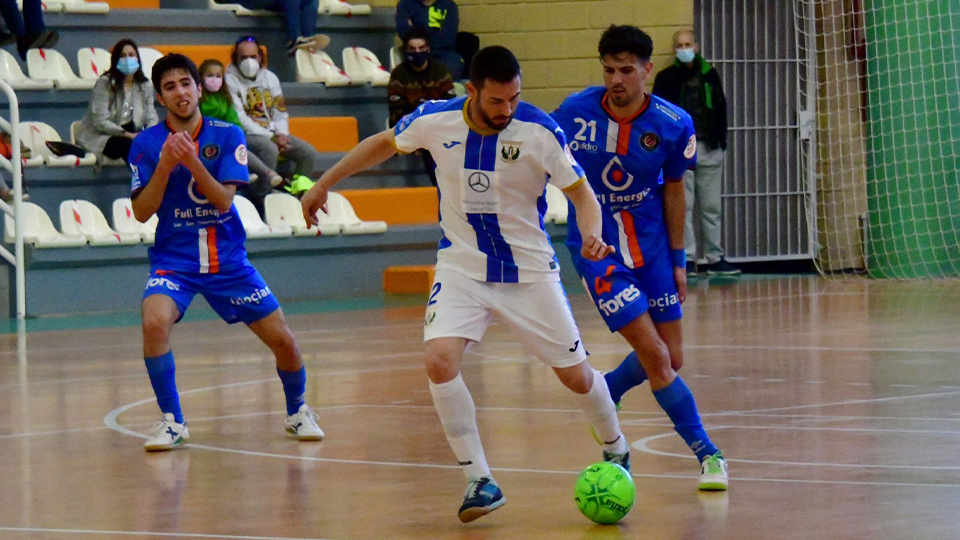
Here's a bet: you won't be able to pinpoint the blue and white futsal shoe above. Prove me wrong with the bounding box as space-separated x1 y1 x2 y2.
144 412 189 452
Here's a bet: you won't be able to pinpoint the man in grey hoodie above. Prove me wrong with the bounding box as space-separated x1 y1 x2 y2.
225 35 322 199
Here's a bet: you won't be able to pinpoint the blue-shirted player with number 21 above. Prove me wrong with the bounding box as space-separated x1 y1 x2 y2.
130 53 323 452
552 25 728 490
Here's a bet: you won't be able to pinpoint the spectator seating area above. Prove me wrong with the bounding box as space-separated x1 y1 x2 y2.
0 2 574 318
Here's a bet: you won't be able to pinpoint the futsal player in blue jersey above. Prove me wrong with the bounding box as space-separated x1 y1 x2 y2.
300 46 628 523
131 54 323 452
552 26 728 490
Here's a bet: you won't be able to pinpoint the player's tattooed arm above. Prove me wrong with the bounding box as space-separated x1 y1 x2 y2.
565 179 615 262
663 178 687 302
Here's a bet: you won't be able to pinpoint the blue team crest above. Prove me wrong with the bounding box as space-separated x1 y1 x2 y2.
201 143 220 160
639 132 660 151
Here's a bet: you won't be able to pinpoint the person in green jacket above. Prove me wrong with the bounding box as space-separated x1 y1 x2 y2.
199 59 284 213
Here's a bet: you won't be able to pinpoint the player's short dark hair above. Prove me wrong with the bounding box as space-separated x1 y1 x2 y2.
151 53 200 93
598 25 654 62
402 27 431 49
469 45 521 89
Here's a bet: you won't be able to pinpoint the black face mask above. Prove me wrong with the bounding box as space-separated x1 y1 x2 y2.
405 51 429 67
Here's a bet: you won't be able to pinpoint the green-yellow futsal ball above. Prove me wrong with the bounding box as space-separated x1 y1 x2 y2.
574 462 635 524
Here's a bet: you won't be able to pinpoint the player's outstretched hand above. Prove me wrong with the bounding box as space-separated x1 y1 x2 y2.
300 182 329 227
581 235 615 262
674 265 688 303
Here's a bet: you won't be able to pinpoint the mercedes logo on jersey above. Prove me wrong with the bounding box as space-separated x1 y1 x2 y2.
187 178 210 205
468 172 491 192
601 156 634 192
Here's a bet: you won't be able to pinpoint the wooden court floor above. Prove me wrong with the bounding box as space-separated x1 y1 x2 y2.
1 275 959 540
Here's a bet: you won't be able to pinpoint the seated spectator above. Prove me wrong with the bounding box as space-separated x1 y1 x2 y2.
395 0 463 79
0 0 58 60
222 0 330 56
199 58 284 199
388 27 455 186
75 39 159 166
225 35 320 197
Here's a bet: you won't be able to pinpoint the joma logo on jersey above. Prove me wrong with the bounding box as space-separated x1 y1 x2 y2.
597 284 642 316
230 286 272 306
500 140 521 162
146 277 180 291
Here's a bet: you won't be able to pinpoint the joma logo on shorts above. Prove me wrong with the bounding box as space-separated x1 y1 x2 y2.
597 285 641 316
147 277 180 291
230 286 272 306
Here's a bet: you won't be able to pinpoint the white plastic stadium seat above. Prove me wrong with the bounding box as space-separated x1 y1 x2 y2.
11 123 44 168
138 47 163 81
325 192 387 235
77 47 111 80
69 121 124 167
342 47 389 86
233 195 292 239
389 46 402 70
295 49 352 86
4 202 86 248
60 199 140 246
26 49 96 90
21 122 96 167
206 0 272 16
264 192 340 237
320 0 370 16
0 49 53 90
112 198 157 244
61 0 109 13
544 183 568 225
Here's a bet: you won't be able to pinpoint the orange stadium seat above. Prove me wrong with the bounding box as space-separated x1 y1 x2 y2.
152 45 236 71
287 116 359 152
108 0 158 8
339 187 437 226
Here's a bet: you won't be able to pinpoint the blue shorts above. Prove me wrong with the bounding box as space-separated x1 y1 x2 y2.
573 248 682 332
143 263 281 325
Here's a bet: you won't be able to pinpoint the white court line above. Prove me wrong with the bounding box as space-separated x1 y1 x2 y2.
632 428 960 470
706 388 960 416
0 527 358 540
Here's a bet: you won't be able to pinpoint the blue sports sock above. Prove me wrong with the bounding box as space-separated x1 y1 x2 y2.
144 351 183 424
652 376 718 462
604 351 648 404
277 366 306 416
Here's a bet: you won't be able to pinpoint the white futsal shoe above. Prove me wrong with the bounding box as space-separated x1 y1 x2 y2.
144 413 189 452
285 404 325 441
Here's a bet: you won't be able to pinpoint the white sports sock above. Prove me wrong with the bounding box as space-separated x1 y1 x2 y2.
429 373 491 481
575 369 628 454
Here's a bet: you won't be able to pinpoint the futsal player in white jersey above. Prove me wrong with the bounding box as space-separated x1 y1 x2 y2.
301 46 629 523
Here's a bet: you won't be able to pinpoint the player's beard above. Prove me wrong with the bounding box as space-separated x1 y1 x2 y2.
477 105 513 131
168 102 199 123
607 84 643 109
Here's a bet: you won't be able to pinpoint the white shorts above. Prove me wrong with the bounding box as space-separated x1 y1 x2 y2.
423 269 587 368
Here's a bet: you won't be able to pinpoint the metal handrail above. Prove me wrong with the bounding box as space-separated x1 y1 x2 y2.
0 79 26 322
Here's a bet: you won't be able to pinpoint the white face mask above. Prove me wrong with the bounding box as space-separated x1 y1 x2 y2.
239 58 260 79
676 48 696 63
204 75 223 92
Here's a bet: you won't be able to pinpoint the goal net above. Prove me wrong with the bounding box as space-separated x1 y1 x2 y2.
795 0 960 278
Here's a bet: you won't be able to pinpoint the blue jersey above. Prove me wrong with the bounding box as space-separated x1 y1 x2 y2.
552 87 696 269
130 118 250 274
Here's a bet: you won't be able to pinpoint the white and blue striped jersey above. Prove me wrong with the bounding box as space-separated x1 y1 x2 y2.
394 97 586 283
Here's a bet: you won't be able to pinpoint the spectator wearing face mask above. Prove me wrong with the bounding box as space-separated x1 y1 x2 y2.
388 27 455 186
199 58 284 211
225 35 322 197
75 38 159 166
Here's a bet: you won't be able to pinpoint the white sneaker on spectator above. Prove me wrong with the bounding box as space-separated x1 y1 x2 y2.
285 404 324 441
